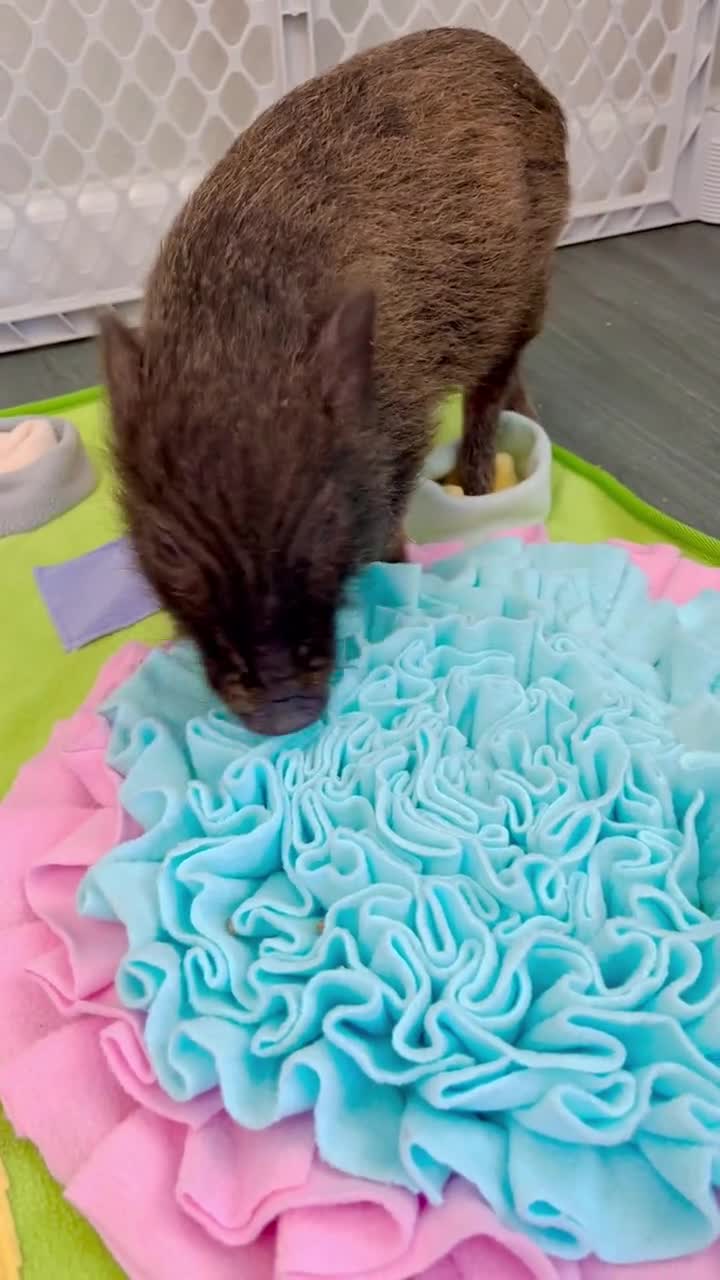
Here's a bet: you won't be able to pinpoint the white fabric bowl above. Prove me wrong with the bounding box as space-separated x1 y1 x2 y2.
0 416 96 536
405 411 552 547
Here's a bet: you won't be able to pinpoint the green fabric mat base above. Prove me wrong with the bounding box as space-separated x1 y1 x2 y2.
1 385 719 1279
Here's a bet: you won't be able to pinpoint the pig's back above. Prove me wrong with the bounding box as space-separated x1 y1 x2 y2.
149 29 567 407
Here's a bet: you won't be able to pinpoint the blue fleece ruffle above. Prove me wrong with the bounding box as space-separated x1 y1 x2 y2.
79 540 720 1263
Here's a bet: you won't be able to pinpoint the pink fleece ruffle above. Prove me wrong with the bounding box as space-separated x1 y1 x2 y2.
2 541 720 1280
610 540 720 602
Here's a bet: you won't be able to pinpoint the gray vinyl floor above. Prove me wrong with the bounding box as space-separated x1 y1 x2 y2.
1 222 719 534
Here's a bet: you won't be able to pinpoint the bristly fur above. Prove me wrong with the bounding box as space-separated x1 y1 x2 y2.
101 28 568 736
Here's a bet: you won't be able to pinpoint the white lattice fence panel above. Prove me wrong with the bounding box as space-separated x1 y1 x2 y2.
312 0 719 242
0 0 718 349
0 0 283 349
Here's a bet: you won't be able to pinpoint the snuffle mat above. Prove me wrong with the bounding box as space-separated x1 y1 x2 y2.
3 390 720 1280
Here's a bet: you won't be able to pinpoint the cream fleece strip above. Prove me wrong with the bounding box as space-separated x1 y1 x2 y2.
0 419 56 475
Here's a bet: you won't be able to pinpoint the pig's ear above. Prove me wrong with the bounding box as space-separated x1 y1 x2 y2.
318 288 375 409
99 311 144 428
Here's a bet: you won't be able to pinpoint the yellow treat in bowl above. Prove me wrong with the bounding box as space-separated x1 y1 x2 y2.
441 452 518 499
494 451 517 491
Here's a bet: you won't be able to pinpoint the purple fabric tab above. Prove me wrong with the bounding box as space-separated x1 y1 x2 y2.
34 537 160 651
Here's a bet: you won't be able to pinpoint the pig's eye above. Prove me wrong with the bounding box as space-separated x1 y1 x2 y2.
224 656 251 686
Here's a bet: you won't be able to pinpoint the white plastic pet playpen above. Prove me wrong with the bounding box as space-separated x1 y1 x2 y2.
1 0 719 353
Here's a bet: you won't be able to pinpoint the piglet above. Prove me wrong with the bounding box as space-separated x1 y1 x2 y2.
101 27 568 736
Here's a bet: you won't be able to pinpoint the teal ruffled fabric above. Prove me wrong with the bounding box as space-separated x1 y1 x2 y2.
79 540 720 1263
